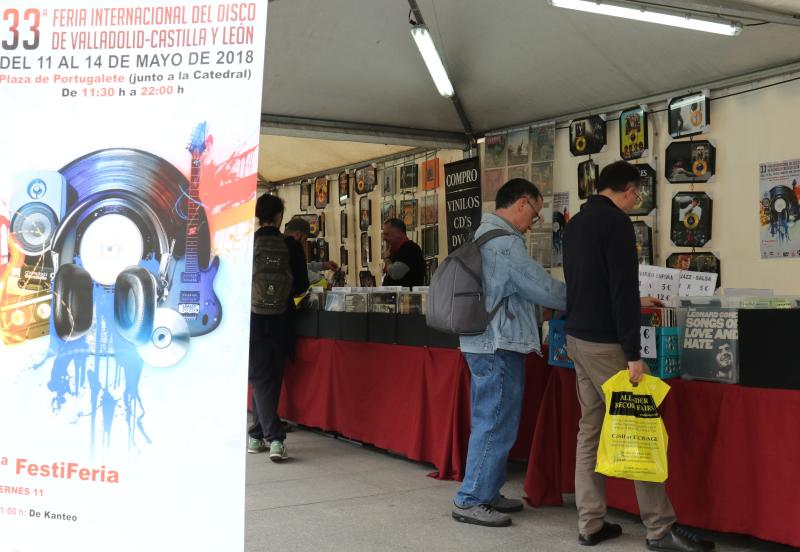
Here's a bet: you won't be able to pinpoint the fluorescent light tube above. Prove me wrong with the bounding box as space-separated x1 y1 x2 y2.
410 25 455 97
548 0 742 36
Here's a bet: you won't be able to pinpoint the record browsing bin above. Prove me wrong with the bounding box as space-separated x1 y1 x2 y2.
292 288 459 348
645 327 680 380
547 320 574 369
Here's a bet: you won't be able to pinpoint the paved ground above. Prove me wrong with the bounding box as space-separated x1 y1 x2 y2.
245 427 793 552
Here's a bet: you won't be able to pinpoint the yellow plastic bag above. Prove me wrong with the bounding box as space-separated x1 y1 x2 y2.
595 370 670 483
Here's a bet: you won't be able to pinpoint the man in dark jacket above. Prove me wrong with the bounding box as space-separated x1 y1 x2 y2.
381 218 425 288
248 194 309 461
564 161 713 551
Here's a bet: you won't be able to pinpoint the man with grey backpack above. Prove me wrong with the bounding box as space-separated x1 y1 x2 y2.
429 178 566 527
248 194 309 461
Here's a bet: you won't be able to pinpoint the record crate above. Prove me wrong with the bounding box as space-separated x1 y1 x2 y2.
547 320 574 369
645 327 681 380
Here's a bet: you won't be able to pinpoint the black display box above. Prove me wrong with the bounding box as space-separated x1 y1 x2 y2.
397 314 427 347
318 311 342 340
427 327 459 349
368 313 397 344
340 313 369 342
295 309 319 338
738 309 800 390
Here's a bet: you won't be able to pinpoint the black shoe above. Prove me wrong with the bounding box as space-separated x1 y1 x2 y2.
647 526 715 552
579 522 622 546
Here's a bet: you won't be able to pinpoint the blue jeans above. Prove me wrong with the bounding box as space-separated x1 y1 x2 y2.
454 349 526 507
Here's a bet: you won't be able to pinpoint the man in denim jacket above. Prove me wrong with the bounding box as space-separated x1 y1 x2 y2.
452 179 567 527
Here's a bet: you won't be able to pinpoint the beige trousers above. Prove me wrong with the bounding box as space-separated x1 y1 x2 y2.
566 335 676 540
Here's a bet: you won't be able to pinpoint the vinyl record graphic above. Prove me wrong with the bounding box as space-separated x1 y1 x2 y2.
137 307 190 367
768 185 798 219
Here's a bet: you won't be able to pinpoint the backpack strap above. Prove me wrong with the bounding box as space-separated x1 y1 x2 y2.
474 229 511 247
474 229 514 321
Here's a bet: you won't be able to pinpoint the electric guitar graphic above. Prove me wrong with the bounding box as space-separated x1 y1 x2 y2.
162 122 222 336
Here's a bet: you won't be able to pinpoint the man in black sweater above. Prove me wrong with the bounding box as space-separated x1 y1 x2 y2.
248 194 309 461
563 161 713 552
381 218 425 288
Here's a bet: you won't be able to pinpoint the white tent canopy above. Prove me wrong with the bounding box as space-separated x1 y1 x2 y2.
259 0 800 180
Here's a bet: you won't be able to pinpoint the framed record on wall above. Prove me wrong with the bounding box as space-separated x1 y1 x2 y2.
364 165 376 192
421 225 439 257
632 221 653 265
423 158 440 190
317 239 329 263
420 194 438 226
569 115 606 156
382 167 395 196
401 199 418 231
619 106 648 161
665 141 716 183
577 160 598 200
355 167 368 195
381 199 396 223
671 192 713 247
359 196 371 231
340 211 348 240
668 91 710 138
360 232 371 266
338 172 350 205
667 252 721 288
629 164 657 216
314 176 329 209
299 181 312 211
359 270 376 287
400 164 419 190
483 134 508 169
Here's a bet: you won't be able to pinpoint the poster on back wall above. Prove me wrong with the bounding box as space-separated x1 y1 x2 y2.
0 2 268 551
759 159 800 258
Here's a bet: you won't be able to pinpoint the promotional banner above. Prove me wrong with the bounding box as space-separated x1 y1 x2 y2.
759 158 800 259
444 157 481 252
0 2 267 550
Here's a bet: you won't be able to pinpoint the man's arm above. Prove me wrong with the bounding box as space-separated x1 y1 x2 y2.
509 237 567 311
605 219 641 363
287 238 310 295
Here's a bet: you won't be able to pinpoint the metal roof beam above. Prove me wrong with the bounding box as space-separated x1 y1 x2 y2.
260 113 469 150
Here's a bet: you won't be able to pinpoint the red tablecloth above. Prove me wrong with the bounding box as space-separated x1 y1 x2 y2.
524 367 800 548
278 337 551 480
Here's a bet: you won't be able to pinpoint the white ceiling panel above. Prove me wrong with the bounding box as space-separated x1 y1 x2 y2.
262 0 800 134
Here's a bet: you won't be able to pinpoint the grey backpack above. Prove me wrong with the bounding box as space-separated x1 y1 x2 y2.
426 229 510 335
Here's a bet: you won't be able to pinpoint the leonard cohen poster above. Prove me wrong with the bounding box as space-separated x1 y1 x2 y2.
0 2 268 550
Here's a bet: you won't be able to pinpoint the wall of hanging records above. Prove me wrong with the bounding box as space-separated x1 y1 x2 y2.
550 91 721 289
481 123 558 269
274 148 464 288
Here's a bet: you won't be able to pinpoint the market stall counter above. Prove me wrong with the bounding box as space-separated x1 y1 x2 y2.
277 336 552 480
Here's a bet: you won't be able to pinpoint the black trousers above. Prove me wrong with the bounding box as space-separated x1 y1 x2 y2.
248 316 289 443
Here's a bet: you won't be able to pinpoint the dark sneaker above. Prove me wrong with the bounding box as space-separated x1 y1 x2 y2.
451 504 511 527
489 494 524 513
646 526 715 552
579 522 623 546
247 437 266 454
269 440 288 462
